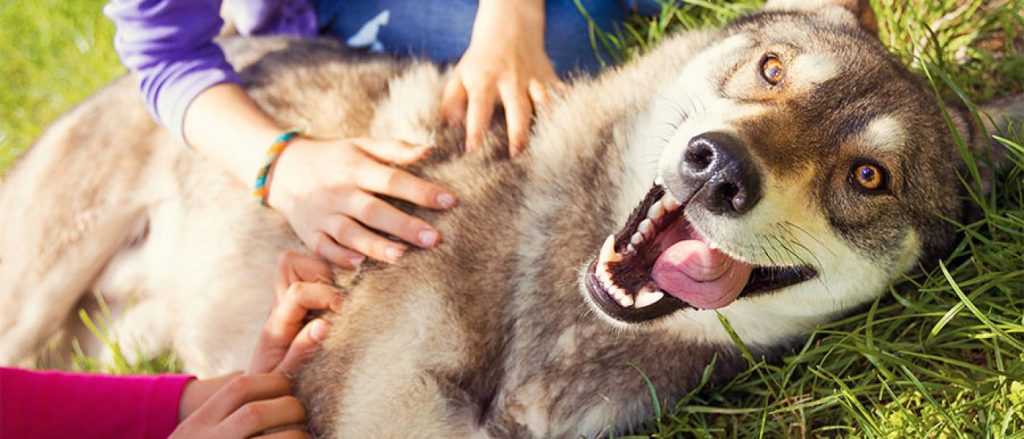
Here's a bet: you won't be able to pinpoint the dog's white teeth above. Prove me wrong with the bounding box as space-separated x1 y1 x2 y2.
634 289 665 308
626 243 636 254
615 289 635 307
630 232 644 246
647 202 665 223
661 193 682 211
708 241 719 250
596 268 635 307
638 219 654 238
655 176 665 186
599 234 621 264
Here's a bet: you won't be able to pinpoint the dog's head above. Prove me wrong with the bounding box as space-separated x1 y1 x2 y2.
580 0 1022 342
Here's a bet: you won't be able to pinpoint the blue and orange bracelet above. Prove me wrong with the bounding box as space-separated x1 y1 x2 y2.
253 129 301 206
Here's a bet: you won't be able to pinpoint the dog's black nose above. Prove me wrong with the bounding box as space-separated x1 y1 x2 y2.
681 132 763 216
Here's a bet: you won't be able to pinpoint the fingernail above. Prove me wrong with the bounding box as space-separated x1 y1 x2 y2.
418 230 439 247
437 193 457 209
347 255 365 267
310 320 330 343
385 247 405 263
329 296 343 313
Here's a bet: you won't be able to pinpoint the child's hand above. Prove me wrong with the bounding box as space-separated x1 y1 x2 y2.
174 251 335 437
268 138 458 268
249 250 341 375
173 372 309 439
442 0 562 157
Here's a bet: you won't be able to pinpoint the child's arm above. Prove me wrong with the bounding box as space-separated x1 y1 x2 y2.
1 367 194 439
105 1 457 268
442 0 562 157
0 253 337 439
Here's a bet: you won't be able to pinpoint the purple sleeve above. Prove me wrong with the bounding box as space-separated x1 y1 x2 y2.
103 0 319 145
1 367 195 439
104 0 241 144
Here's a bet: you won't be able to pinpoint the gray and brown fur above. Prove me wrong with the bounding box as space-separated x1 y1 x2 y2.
0 1 1021 437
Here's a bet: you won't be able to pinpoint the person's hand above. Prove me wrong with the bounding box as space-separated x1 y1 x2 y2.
267 137 458 267
173 251 338 437
173 372 308 439
442 0 562 157
249 250 341 375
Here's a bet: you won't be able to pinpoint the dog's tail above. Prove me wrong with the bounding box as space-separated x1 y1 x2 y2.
0 77 158 366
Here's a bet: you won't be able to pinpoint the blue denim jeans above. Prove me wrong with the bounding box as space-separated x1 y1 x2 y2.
309 0 660 76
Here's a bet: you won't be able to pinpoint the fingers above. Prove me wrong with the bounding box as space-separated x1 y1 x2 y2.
222 395 307 438
500 84 533 158
450 74 560 157
464 84 497 153
257 430 311 439
308 233 365 270
207 373 293 422
338 191 441 249
441 75 468 125
354 161 457 210
275 250 336 300
351 138 430 166
274 318 331 376
324 214 407 264
265 282 341 348
252 279 339 374
528 79 556 111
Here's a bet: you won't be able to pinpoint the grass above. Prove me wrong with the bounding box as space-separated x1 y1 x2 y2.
0 0 123 172
2 0 1023 436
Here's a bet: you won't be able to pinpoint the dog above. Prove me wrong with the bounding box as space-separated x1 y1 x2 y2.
0 0 1021 436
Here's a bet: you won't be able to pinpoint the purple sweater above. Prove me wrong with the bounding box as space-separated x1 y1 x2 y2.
103 0 318 143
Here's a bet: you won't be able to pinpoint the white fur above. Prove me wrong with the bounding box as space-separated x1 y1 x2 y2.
791 53 841 86
861 115 907 153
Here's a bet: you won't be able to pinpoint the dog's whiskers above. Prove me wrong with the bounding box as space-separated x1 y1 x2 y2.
784 221 836 258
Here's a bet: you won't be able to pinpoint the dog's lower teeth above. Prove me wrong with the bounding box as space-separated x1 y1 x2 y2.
598 267 613 285
626 243 636 254
617 292 634 307
634 289 665 308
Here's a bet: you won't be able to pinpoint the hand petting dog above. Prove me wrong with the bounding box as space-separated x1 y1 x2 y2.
172 251 338 438
442 0 562 157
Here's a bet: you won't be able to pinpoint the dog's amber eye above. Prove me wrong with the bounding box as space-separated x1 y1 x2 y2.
761 56 785 85
853 163 886 191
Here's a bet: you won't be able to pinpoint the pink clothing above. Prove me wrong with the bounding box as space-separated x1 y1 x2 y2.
0 367 193 439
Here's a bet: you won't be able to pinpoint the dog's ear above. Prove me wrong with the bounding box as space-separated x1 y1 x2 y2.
764 0 879 36
951 94 1024 195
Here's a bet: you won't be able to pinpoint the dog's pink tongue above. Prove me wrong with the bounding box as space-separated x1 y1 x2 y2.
651 240 753 309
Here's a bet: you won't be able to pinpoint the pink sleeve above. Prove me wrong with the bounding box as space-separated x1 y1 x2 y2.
1 367 194 439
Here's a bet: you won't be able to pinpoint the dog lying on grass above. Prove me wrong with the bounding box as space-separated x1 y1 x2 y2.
1 0 1021 436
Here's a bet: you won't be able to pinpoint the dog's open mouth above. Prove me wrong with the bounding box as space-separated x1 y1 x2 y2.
584 185 817 323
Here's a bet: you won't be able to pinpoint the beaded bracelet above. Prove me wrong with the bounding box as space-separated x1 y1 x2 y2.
253 130 301 206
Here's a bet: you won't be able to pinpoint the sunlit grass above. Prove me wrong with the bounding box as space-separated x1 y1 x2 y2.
0 0 123 172
3 0 1023 435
